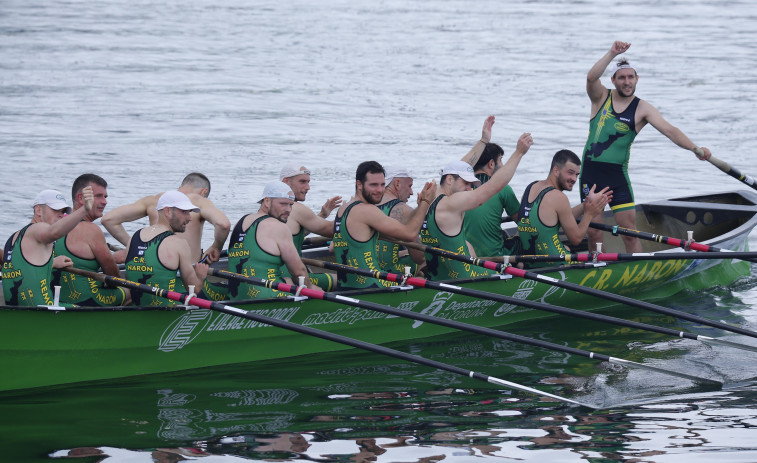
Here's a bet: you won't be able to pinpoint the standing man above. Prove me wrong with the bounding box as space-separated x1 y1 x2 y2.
518 150 610 265
124 190 209 306
53 174 130 306
376 166 425 274
581 41 712 252
227 181 320 300
279 164 341 290
332 161 436 289
421 129 532 280
461 116 521 258
2 187 94 306
102 173 231 263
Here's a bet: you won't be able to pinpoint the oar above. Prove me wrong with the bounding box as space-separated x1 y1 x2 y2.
695 148 757 192
589 222 757 263
483 250 757 264
62 267 589 407
214 264 719 385
399 240 757 342
302 257 757 355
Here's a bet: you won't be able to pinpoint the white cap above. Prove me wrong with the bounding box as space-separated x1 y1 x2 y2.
384 165 411 184
611 60 637 76
33 189 71 213
279 164 311 181
440 160 478 183
258 181 295 203
157 190 200 212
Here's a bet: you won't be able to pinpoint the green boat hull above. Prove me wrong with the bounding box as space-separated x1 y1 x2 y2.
1 190 755 392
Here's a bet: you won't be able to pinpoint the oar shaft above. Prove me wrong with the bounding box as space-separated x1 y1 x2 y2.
705 153 757 191
63 267 587 407
488 251 757 264
398 240 757 341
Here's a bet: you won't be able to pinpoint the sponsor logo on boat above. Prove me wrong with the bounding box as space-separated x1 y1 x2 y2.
412 291 494 328
159 310 213 352
493 271 567 316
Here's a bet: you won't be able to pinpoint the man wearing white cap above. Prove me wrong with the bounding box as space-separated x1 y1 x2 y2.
279 164 341 290
124 190 209 306
332 161 437 289
103 173 230 264
2 186 94 306
582 41 712 253
52 174 130 306
376 165 425 274
226 181 319 300
421 128 532 280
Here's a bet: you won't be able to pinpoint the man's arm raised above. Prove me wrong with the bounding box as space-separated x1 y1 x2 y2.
460 115 495 166
30 187 94 246
587 41 630 103
101 196 154 246
194 196 231 263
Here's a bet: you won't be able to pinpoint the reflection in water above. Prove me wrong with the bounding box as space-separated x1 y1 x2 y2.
2 284 754 461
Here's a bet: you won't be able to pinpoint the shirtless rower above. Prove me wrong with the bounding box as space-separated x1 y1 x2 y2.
52 174 130 306
421 127 532 280
124 190 209 306
332 161 436 289
101 173 230 263
227 181 320 300
2 187 94 306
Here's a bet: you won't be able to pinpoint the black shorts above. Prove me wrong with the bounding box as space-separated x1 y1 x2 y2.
579 161 635 212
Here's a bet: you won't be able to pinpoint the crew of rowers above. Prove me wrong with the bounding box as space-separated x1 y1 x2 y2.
1 116 613 307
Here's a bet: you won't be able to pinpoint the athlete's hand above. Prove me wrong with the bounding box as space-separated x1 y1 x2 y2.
481 115 495 143
320 195 343 218
80 186 95 214
694 146 712 161
515 132 533 155
53 255 74 269
584 185 608 218
417 180 437 207
610 41 631 56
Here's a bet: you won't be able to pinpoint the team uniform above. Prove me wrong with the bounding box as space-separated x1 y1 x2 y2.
420 195 494 280
227 214 290 300
376 199 417 275
517 182 571 268
464 172 520 257
51 236 128 306
332 201 395 290
125 229 188 306
2 225 56 306
580 90 640 212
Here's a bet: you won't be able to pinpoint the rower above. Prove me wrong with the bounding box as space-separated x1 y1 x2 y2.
124 190 209 306
279 164 341 290
460 116 522 258
517 149 610 267
101 172 231 263
52 174 130 306
420 123 532 280
2 187 94 306
332 161 436 289
376 165 426 275
226 181 320 300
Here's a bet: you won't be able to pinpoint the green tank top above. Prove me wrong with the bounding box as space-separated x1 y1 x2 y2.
517 182 570 266
376 199 417 275
2 225 56 306
464 172 520 257
582 90 639 168
332 201 395 289
52 236 128 306
227 214 289 300
125 229 186 306
420 195 494 280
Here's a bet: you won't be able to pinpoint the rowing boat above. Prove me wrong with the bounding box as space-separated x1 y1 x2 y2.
1 190 755 392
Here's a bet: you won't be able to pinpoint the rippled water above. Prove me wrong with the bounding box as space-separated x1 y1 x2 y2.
3 0 757 460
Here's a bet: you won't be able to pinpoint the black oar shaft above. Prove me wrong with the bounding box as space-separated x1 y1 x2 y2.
63 267 587 407
705 153 757 192
218 265 715 383
399 241 757 341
